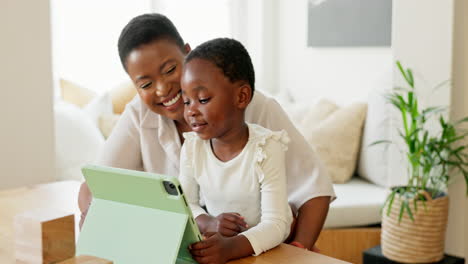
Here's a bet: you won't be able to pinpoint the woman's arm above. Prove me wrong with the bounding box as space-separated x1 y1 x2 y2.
78 101 143 225
292 196 330 250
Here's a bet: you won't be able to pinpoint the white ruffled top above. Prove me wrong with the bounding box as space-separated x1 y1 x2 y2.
179 123 293 256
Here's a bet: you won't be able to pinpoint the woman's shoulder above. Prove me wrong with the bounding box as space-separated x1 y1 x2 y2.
123 95 161 129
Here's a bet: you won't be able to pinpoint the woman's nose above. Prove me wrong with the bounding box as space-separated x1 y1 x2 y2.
155 81 170 97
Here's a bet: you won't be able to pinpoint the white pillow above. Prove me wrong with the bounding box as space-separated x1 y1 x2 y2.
83 91 113 126
98 113 121 139
357 78 393 187
54 101 105 181
301 99 367 183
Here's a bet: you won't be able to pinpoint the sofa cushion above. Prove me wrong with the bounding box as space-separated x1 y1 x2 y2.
54 101 105 181
110 81 137 114
324 177 387 228
60 79 96 108
357 74 392 187
300 99 367 183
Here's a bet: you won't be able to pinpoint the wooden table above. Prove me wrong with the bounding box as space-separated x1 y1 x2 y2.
0 181 349 264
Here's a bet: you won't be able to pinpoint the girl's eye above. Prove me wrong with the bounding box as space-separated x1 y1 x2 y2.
183 100 190 105
165 65 176 75
140 82 152 89
199 98 211 104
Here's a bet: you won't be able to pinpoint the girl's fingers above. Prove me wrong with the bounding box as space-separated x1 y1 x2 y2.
191 237 214 250
221 220 241 232
222 213 248 228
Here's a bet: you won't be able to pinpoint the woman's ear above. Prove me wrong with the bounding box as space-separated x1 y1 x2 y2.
184 43 192 54
236 83 252 109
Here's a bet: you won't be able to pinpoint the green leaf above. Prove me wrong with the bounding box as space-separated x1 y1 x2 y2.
369 140 392 147
407 69 414 88
455 117 468 125
398 200 405 223
404 200 415 222
413 196 418 212
432 79 451 92
386 191 396 217
396 61 414 88
464 171 468 195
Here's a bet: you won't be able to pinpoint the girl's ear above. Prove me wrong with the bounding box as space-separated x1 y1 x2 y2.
184 43 192 54
236 83 252 109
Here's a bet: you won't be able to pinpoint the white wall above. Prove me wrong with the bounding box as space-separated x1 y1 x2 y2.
448 0 468 257
392 0 467 258
0 0 55 189
277 0 393 106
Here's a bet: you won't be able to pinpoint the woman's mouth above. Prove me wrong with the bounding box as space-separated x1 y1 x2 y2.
162 91 182 107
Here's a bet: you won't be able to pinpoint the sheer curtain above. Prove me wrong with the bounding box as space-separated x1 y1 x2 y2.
152 0 233 49
50 0 250 95
50 0 152 95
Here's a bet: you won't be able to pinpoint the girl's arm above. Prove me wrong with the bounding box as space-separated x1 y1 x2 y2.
240 137 292 255
178 142 207 221
246 91 335 249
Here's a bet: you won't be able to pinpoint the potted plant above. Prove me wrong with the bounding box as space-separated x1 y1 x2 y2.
375 61 468 263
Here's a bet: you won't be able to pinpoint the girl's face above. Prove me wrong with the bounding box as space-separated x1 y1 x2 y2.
125 39 190 123
181 58 250 140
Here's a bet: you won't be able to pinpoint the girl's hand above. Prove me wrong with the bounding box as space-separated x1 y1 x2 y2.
189 232 233 264
206 213 248 237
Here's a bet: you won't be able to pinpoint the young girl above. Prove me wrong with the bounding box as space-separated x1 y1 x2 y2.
179 38 293 264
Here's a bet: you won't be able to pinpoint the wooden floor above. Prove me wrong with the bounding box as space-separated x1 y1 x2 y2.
315 227 381 264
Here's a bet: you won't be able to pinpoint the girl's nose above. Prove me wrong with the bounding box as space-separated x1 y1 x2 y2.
186 103 198 117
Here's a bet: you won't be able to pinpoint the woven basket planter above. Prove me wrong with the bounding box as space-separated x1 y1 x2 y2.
381 192 449 263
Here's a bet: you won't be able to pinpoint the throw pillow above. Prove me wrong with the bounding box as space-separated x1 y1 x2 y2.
98 113 121 139
357 85 392 187
54 101 105 181
83 91 113 126
110 81 137 114
301 99 367 183
60 79 96 108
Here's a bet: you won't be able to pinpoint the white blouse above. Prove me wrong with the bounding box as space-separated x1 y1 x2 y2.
97 90 335 212
179 124 293 255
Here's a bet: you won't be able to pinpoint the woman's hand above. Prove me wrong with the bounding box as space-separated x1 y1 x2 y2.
189 232 233 264
197 213 248 237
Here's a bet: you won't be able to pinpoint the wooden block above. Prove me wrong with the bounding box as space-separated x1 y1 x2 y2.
315 227 381 264
58 255 113 264
14 208 76 264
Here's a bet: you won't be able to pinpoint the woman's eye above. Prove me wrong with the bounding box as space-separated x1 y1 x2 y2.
165 65 176 74
183 100 190 105
199 98 211 104
140 82 152 89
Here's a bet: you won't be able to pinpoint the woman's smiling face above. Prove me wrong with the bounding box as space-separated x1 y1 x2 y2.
125 39 190 122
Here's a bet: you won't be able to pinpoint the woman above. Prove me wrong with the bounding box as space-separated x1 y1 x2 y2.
78 13 335 251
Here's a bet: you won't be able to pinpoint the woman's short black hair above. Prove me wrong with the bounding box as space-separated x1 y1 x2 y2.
118 13 185 71
185 38 255 95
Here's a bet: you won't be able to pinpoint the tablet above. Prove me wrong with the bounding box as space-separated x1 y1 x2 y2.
77 165 202 264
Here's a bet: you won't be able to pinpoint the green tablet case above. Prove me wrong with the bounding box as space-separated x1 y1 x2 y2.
77 165 202 264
